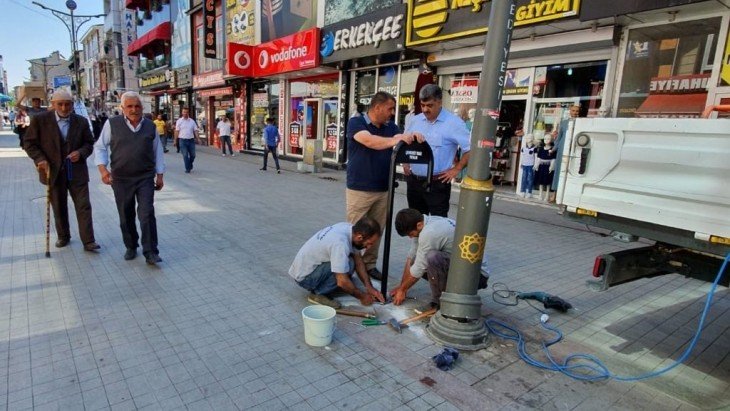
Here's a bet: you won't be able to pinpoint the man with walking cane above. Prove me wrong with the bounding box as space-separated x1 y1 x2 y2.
23 89 100 252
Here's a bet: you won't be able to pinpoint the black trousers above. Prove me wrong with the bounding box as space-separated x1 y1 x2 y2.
111 177 158 255
406 175 451 217
50 176 95 244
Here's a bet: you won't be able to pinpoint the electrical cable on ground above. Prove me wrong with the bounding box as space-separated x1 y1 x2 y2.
486 253 729 382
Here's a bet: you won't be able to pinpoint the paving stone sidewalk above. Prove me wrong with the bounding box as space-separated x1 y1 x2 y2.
0 129 728 410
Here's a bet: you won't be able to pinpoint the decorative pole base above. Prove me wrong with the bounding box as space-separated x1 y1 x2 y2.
426 312 488 351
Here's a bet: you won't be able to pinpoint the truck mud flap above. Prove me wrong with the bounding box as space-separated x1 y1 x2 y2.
587 245 730 291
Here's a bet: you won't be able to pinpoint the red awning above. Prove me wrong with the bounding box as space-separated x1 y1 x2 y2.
127 21 171 56
125 0 148 10
635 93 708 117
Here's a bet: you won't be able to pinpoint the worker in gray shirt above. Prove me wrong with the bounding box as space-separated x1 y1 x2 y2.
390 208 489 311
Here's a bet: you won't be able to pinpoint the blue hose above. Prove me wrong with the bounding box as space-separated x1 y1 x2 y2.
486 252 730 382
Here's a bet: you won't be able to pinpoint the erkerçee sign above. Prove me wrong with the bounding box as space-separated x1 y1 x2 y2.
406 0 580 46
254 28 321 77
320 4 407 63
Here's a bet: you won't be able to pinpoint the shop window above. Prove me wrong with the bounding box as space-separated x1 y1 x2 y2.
441 72 480 132
289 78 339 158
618 18 720 117
398 65 419 130
354 70 376 116
251 81 280 151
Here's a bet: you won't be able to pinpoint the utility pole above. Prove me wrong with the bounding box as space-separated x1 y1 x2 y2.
426 0 517 350
32 1 104 99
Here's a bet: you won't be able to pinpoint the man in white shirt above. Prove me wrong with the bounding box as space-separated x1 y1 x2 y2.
389 208 489 311
289 217 386 309
216 116 234 157
174 107 198 173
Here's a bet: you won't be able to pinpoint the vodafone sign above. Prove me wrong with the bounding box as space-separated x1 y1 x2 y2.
227 42 254 77
254 28 320 77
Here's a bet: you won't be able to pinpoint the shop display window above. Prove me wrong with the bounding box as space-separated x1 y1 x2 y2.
251 81 280 151
288 78 339 158
617 18 720 117
397 65 419 130
354 70 377 117
441 72 480 132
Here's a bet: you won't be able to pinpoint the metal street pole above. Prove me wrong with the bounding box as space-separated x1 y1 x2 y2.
32 1 104 99
426 0 516 350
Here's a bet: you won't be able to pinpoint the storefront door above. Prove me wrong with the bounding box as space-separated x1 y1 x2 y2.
302 98 324 143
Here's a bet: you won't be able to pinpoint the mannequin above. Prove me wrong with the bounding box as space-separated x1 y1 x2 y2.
534 135 556 201
519 134 537 197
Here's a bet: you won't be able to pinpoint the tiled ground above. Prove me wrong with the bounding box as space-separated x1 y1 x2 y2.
0 128 727 410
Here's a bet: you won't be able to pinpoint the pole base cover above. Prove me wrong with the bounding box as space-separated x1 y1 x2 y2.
426 312 488 351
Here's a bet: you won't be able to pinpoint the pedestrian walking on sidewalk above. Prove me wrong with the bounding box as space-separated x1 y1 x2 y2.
260 117 280 172
153 114 169 153
23 89 100 252
217 116 235 157
14 109 30 147
94 91 165 265
345 91 424 281
289 217 386 309
175 107 198 173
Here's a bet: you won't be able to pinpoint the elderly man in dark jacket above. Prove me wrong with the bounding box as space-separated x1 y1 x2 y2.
23 89 99 251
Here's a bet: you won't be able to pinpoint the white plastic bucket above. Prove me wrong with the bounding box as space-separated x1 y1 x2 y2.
301 305 336 347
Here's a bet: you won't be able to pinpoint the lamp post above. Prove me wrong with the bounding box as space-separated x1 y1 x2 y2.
32 1 104 99
28 57 60 105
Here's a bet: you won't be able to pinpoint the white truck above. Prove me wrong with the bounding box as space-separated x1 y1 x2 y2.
556 109 730 290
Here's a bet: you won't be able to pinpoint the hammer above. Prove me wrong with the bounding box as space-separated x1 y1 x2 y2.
336 308 376 319
388 308 437 333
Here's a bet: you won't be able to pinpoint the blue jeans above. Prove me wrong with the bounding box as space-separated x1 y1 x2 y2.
262 145 280 170
520 165 534 194
180 138 196 172
220 135 233 155
297 262 338 296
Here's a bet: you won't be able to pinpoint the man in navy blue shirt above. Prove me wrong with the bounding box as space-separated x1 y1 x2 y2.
260 117 281 173
346 91 424 281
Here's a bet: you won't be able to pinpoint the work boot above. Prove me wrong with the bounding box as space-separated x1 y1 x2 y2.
307 293 342 309
367 268 383 281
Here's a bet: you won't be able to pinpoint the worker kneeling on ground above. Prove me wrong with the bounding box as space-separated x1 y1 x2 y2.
289 217 386 309
390 208 489 311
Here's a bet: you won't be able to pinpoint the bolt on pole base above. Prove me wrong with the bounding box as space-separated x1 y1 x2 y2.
426 312 488 351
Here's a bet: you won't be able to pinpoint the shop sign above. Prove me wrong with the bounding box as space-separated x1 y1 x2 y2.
226 0 255 45
254 28 321 77
289 121 301 148
649 74 710 94
337 72 349 156
504 68 531 95
167 70 177 88
193 70 225 89
325 123 338 152
450 77 478 104
123 10 139 74
175 66 192 88
320 5 406 64
139 72 169 89
203 0 217 58
579 0 705 21
406 0 580 46
227 42 255 77
198 87 233 98
307 82 340 97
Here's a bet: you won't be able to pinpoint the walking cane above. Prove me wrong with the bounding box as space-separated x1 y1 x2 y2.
44 166 51 258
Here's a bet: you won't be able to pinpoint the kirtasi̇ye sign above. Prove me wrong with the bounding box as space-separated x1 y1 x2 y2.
320 4 407 64
406 0 580 46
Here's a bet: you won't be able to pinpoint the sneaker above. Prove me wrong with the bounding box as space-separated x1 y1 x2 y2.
307 293 342 309
277 170 280 174
415 301 439 314
259 168 266 171
222 154 226 157
367 268 383 281
230 154 235 157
